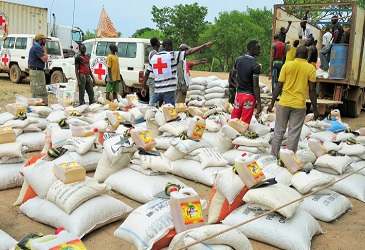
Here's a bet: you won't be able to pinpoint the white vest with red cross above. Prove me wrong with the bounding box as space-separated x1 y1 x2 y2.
150 52 173 82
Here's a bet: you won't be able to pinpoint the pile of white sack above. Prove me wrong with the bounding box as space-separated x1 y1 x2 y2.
186 76 229 107
0 77 365 250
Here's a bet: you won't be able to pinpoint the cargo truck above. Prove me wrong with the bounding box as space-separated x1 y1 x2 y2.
0 1 84 57
272 2 365 117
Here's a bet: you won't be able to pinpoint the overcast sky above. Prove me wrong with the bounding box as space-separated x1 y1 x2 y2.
7 0 281 36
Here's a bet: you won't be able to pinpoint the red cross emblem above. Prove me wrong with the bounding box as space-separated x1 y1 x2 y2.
93 63 106 80
1 54 9 66
153 57 168 74
0 16 6 26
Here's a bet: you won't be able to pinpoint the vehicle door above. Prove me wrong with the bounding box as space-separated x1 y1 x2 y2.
46 39 63 70
91 41 115 85
117 42 142 87
0 36 15 71
13 37 28 71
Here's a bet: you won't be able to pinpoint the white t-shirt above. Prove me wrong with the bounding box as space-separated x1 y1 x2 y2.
322 32 333 47
298 26 313 40
147 50 185 93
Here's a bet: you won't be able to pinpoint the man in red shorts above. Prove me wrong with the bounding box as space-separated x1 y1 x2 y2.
231 40 262 124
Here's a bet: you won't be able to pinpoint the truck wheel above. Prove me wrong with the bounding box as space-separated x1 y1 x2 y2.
9 64 22 83
50 70 65 84
344 88 363 118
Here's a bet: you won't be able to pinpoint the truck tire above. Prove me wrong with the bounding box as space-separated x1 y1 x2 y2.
9 64 22 83
50 70 65 84
344 88 363 118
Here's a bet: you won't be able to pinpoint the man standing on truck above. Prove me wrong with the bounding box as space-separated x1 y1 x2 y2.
271 34 286 92
28 34 49 105
144 39 213 106
278 21 292 43
268 46 319 158
75 44 95 105
331 15 344 44
319 27 333 72
230 40 262 124
298 18 313 43
106 44 122 101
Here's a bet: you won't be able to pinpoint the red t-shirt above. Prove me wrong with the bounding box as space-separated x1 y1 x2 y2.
75 54 91 74
273 41 286 60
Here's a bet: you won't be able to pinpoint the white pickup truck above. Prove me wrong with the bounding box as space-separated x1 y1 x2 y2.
0 34 63 83
50 37 151 97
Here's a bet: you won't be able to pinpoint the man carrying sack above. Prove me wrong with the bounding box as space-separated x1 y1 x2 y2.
28 34 49 105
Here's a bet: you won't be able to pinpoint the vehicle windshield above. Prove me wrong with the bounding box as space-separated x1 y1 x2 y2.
72 30 83 43
46 41 62 56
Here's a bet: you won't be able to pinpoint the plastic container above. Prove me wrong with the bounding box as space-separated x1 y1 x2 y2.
234 154 265 188
187 117 206 141
169 188 205 233
162 104 178 122
280 149 304 174
126 94 139 106
5 103 27 116
53 161 86 184
70 125 96 137
308 139 327 157
228 119 249 134
29 230 86 250
0 127 16 144
329 43 349 80
131 129 156 151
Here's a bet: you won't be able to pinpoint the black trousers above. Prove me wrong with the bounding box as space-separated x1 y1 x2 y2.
79 74 95 105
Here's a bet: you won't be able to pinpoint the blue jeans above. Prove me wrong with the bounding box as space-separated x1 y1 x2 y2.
272 61 283 92
150 91 175 106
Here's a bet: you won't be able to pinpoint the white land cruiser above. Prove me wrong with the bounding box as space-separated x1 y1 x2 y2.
0 34 64 83
49 37 152 97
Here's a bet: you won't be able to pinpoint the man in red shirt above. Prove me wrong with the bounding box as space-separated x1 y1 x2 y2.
271 34 286 92
75 44 95 105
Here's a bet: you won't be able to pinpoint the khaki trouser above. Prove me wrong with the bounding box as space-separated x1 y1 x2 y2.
29 69 48 104
271 104 306 157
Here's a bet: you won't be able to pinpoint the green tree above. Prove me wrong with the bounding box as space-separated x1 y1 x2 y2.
151 3 208 47
132 27 164 39
198 9 272 73
84 30 97 40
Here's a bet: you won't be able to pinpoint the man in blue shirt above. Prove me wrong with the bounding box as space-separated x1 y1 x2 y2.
28 33 49 105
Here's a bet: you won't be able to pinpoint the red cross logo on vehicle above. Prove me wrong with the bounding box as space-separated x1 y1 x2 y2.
94 63 106 80
0 16 6 26
1 54 9 66
153 57 168 74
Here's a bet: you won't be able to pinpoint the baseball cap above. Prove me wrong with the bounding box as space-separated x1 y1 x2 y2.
34 33 48 41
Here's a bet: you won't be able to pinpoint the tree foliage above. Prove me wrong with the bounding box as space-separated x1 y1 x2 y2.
132 27 164 39
198 8 272 73
151 3 208 47
84 30 97 40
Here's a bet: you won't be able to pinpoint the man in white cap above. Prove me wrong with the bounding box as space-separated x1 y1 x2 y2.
28 33 49 105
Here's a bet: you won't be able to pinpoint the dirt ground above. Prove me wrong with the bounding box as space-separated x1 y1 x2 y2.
0 72 365 250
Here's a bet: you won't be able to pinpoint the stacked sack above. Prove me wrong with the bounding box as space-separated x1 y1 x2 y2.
186 76 228 107
2 80 365 250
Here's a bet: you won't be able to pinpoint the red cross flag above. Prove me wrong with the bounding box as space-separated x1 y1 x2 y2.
93 63 106 80
1 54 9 66
150 53 172 81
